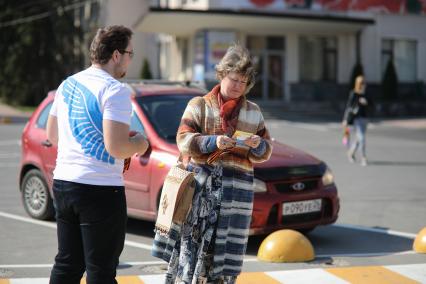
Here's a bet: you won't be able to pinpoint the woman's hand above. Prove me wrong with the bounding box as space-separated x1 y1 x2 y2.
244 135 261 148
217 135 236 150
359 97 368 105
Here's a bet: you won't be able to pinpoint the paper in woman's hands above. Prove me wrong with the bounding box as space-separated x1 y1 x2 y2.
232 130 254 146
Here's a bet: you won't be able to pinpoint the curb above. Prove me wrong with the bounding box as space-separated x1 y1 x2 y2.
0 116 29 124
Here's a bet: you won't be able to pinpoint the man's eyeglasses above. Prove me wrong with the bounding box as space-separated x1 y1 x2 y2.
120 50 134 58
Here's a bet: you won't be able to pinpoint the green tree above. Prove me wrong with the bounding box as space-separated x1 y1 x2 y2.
0 0 98 106
382 59 398 100
406 0 422 14
140 58 153 79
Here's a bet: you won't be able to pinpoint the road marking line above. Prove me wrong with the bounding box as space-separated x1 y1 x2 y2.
316 250 416 258
386 263 426 283
244 250 416 260
0 211 419 259
236 272 281 284
137 275 165 284
326 265 420 284
123 240 153 251
266 268 349 284
332 223 417 239
10 280 46 284
0 211 152 251
0 211 57 229
3 264 426 283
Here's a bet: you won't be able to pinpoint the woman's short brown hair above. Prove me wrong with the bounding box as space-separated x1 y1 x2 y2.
89 25 133 65
215 44 256 94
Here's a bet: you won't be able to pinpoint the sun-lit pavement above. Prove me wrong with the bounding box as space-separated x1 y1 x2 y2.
1 106 425 283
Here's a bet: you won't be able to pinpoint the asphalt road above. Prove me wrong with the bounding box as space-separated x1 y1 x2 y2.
0 120 425 280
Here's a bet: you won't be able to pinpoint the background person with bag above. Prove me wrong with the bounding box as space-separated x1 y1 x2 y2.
152 44 272 284
342 75 371 166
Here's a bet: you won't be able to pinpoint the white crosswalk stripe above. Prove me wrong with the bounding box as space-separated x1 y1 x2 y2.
2 263 425 283
266 268 350 284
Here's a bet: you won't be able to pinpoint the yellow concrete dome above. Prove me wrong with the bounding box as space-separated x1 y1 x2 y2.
257 229 315 262
413 227 426 253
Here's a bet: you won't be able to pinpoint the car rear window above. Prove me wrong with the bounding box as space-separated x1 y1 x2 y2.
36 102 53 129
136 95 197 143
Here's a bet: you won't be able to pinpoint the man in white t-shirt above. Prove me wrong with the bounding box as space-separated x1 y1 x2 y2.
46 25 148 284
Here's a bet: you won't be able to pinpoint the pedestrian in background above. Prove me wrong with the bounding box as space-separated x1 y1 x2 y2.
152 44 272 284
46 25 149 284
342 75 371 166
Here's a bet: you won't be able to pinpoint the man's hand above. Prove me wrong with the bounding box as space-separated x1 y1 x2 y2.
123 131 149 173
103 120 149 159
216 135 236 150
129 133 149 155
244 135 261 148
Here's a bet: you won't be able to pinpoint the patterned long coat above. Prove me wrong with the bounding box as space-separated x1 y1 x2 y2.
152 89 272 283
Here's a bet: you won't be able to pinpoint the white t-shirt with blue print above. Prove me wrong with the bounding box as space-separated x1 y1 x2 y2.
50 66 132 186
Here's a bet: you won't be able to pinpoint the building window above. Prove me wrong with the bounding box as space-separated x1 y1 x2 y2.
247 36 284 51
299 36 337 82
381 39 417 82
247 36 285 100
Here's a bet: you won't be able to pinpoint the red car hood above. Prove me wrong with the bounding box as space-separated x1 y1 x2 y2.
160 140 321 169
257 140 321 168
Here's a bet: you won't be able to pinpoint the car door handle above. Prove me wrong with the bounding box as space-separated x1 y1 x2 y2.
41 140 52 147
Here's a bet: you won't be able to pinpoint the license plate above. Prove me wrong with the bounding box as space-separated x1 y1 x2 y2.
282 199 322 216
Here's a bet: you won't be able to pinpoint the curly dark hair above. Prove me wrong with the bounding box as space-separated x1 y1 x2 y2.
89 25 133 65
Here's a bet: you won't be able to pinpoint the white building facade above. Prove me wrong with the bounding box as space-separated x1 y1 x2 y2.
103 0 426 104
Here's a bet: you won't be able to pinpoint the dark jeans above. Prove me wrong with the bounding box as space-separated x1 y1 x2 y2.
49 179 127 284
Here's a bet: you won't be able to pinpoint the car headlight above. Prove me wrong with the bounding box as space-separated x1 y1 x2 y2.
253 178 267 193
322 167 335 186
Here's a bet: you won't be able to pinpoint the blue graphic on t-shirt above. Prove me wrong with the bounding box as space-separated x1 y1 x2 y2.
62 77 115 164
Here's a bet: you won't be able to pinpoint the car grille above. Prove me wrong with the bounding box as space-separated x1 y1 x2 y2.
275 179 319 193
254 163 326 182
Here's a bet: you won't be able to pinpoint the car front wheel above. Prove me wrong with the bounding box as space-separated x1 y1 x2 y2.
21 169 54 220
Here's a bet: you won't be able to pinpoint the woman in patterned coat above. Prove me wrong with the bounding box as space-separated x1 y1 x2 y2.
152 44 272 284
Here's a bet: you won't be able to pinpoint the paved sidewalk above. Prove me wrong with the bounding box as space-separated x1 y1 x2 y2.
1 101 426 130
0 263 425 283
375 118 426 129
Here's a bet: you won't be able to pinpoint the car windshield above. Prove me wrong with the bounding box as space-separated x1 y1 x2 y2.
136 94 198 143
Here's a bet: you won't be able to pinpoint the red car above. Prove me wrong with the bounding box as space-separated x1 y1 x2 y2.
20 81 339 235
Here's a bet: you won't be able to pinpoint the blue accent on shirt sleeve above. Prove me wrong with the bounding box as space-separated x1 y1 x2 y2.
200 135 218 154
250 139 267 157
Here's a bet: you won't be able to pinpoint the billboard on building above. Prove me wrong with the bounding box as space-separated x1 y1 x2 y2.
247 0 426 14
193 30 236 82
